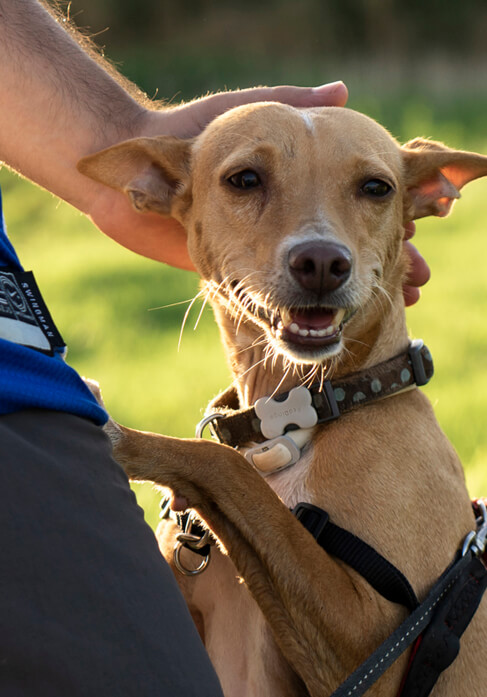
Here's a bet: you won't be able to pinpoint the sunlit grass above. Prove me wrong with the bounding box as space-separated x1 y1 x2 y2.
406 178 487 498
2 117 486 529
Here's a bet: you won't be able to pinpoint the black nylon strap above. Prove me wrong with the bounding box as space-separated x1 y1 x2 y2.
292 500 487 697
399 555 487 697
329 552 478 697
293 503 419 611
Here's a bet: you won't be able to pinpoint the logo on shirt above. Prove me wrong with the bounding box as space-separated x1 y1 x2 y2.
0 269 65 354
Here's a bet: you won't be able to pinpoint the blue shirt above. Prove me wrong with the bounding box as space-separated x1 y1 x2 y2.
0 187 108 424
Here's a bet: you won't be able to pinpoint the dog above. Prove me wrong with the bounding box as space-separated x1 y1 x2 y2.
79 104 487 697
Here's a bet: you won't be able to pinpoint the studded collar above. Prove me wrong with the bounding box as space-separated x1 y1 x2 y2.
198 340 433 474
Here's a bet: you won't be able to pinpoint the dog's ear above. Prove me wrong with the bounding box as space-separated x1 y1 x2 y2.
402 138 487 220
78 136 193 216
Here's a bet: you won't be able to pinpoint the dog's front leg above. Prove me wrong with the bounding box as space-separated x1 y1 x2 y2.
105 420 399 697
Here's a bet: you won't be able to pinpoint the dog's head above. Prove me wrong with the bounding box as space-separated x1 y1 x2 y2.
79 104 487 366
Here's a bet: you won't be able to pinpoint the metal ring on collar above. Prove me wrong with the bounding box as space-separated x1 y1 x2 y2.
173 541 211 576
195 412 224 439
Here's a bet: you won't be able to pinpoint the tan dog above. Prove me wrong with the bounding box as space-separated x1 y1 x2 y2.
79 105 487 697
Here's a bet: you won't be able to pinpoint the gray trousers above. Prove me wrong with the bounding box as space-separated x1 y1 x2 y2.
0 409 223 696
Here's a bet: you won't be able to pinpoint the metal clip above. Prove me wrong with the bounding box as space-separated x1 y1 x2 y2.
195 412 224 439
174 543 211 576
462 500 487 558
173 512 213 577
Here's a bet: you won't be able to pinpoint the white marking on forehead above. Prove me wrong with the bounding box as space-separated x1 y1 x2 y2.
300 111 315 133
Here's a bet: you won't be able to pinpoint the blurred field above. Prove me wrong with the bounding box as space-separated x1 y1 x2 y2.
2 48 487 528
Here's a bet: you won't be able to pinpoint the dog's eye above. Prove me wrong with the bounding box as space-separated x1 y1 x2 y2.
228 170 261 190
361 179 393 198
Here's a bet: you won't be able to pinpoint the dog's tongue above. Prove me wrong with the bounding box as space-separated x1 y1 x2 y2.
288 308 336 330
278 307 346 341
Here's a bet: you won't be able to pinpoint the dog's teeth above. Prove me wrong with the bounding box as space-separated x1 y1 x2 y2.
283 309 346 340
334 308 346 326
281 309 293 326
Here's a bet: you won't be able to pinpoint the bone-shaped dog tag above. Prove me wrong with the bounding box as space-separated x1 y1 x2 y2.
255 385 318 439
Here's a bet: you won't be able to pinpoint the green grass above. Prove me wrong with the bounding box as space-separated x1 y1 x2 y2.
405 178 487 499
2 112 487 530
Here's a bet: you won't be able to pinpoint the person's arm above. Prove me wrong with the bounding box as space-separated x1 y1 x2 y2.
0 0 348 268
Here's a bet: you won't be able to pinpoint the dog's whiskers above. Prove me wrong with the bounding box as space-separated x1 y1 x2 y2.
234 336 268 356
268 363 293 401
177 288 207 351
193 291 212 331
148 297 200 311
231 356 267 387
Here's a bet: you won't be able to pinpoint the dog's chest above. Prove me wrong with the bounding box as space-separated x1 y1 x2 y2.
263 443 314 508
193 551 306 697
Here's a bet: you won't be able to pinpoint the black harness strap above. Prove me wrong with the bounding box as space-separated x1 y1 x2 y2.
293 500 487 697
293 502 419 611
328 552 483 697
398 554 487 696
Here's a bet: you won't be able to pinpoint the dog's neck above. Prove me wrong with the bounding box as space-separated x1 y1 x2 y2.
211 294 409 408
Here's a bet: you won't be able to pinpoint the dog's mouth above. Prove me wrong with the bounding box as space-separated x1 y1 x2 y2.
269 306 347 349
222 281 354 361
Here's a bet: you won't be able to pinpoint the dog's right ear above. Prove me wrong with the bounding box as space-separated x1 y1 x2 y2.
77 136 193 216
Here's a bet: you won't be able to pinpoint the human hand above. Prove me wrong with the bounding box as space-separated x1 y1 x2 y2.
402 223 431 306
87 82 349 270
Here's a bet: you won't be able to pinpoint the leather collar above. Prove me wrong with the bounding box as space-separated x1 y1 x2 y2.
201 340 433 454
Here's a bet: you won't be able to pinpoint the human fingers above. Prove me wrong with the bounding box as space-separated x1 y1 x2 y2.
403 240 431 307
165 81 348 137
88 188 195 269
403 221 416 241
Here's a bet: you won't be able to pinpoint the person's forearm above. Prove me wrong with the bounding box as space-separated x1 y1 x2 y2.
0 0 349 265
0 0 147 210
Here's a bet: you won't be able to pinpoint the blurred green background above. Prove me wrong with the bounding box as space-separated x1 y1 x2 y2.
2 0 487 528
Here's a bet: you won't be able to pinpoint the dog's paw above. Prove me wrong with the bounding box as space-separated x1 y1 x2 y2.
83 377 124 447
83 377 106 408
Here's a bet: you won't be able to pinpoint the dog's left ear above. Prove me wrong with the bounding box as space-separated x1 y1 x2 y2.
402 138 487 220
78 136 193 216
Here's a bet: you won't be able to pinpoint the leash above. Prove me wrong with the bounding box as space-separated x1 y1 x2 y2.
294 499 487 697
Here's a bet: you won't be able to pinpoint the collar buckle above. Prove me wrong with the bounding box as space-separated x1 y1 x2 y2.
408 339 431 387
314 379 341 423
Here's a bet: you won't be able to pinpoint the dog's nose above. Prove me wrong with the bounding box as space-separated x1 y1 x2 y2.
288 241 352 294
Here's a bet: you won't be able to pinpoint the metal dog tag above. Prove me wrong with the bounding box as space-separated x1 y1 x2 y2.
254 385 318 439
